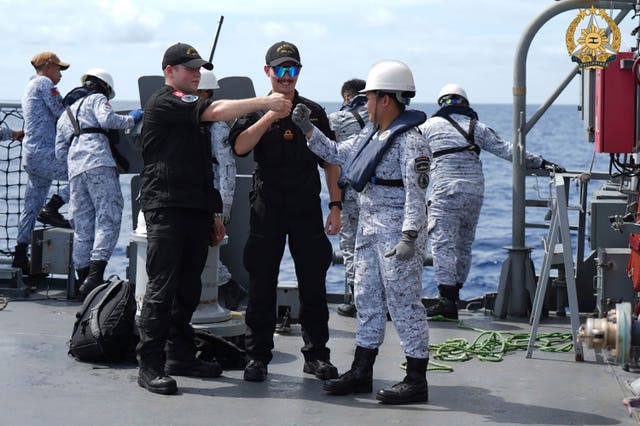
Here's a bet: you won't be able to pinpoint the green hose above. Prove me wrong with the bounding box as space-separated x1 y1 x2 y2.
408 316 574 372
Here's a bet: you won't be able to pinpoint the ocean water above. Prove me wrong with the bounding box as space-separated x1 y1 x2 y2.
2 100 604 300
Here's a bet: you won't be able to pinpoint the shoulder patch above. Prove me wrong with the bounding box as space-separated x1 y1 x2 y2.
415 156 430 173
100 101 113 112
171 89 198 103
50 88 60 96
418 174 429 189
181 94 198 103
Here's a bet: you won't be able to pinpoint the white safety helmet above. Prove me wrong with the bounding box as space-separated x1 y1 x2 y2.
81 68 115 100
437 83 468 106
198 70 220 90
361 60 415 104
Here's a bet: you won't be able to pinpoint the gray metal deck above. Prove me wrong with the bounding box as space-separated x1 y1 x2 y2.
1 289 638 426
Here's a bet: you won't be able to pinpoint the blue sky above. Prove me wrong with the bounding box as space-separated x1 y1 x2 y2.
0 0 636 105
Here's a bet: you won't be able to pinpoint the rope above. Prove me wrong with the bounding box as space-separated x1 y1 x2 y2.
420 315 574 372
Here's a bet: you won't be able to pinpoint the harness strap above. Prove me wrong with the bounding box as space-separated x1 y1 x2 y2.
349 110 365 129
65 97 109 141
432 116 480 158
370 176 403 187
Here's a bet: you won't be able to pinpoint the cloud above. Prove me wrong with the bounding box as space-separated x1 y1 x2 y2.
95 0 163 43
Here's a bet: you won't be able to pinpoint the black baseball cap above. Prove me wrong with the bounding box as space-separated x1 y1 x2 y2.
265 41 301 67
162 42 213 70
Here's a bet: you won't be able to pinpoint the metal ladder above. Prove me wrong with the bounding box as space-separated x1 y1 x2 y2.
527 174 584 361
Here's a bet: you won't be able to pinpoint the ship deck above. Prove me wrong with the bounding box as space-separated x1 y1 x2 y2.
1 284 638 426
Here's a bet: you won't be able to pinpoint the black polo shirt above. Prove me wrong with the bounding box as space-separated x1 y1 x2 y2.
140 85 222 214
229 91 335 205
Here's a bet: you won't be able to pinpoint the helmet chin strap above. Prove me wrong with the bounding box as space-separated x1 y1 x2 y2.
371 93 381 126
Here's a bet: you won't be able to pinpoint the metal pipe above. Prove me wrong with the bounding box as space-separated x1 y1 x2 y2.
505 0 634 316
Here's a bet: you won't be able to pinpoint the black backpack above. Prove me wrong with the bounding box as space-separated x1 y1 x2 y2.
68 277 136 363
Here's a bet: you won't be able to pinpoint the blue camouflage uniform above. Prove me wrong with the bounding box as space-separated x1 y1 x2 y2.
17 75 69 245
328 95 369 302
306 123 431 359
55 93 135 270
419 110 543 291
210 120 235 286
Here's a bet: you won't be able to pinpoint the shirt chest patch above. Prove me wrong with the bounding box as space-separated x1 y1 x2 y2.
283 129 294 140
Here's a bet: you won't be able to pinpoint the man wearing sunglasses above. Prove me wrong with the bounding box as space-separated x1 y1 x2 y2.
230 41 342 383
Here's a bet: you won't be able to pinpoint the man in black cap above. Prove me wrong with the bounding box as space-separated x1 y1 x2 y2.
136 42 291 395
229 41 342 382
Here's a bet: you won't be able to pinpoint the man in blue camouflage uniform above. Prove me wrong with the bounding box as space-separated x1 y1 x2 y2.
293 60 431 405
12 52 71 274
328 78 369 317
55 68 142 296
196 71 247 310
419 83 565 319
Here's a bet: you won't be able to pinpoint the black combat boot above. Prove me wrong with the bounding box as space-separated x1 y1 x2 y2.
11 243 29 275
337 302 357 317
78 260 107 295
303 359 338 380
37 194 71 228
75 266 90 297
138 364 177 395
323 346 378 395
337 284 357 317
244 359 268 382
426 284 460 320
376 357 428 405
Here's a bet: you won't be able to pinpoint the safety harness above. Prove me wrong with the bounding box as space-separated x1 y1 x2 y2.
349 110 366 129
431 105 481 158
62 86 129 173
342 109 427 192
341 95 367 129
66 97 109 141
64 87 109 142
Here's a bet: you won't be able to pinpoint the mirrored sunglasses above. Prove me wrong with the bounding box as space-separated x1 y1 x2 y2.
272 65 300 78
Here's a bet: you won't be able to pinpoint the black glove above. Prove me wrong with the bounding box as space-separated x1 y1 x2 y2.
291 104 314 134
384 230 417 260
541 159 566 173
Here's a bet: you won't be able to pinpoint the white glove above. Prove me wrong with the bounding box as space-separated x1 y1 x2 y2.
292 104 313 134
384 231 417 260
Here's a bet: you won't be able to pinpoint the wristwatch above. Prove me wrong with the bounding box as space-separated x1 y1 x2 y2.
328 201 343 210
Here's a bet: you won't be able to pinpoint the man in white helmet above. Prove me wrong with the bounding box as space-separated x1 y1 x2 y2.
55 68 143 296
420 83 565 319
292 60 431 405
196 70 247 310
